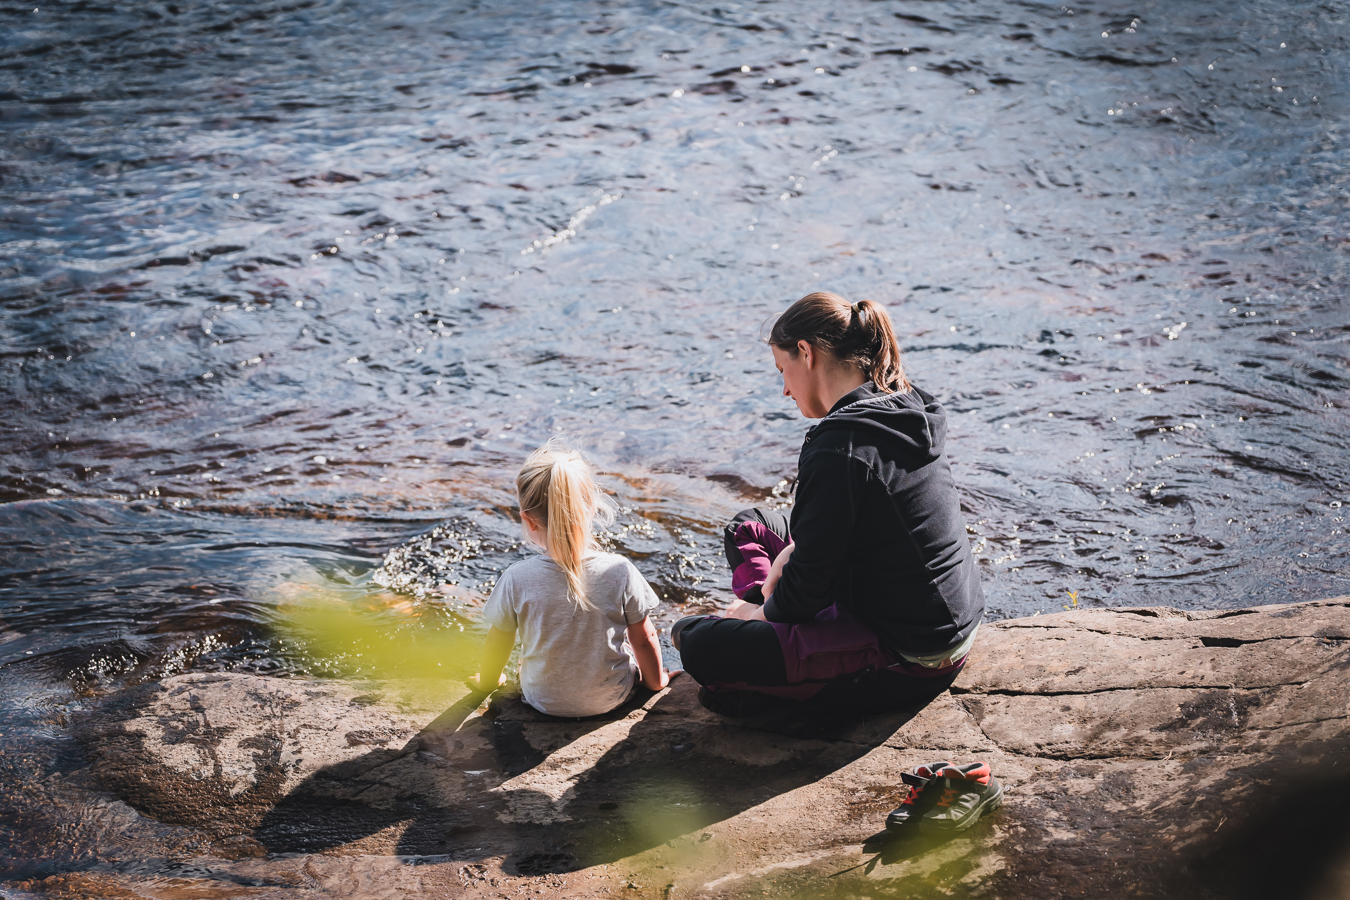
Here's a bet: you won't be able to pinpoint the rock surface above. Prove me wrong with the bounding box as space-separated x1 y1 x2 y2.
16 599 1350 898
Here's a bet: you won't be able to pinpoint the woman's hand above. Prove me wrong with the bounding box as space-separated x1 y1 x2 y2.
725 599 768 622
760 541 795 601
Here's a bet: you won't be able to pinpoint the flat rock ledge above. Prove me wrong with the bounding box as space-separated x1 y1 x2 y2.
29 599 1350 899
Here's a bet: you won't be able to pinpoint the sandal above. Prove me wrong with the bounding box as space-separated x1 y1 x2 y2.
918 762 1004 833
884 761 953 828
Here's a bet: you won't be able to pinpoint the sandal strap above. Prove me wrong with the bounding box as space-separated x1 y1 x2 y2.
933 762 991 783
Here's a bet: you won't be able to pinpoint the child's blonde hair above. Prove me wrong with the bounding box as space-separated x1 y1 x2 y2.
516 440 614 611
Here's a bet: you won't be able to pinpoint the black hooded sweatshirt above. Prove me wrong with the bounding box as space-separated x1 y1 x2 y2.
763 381 984 658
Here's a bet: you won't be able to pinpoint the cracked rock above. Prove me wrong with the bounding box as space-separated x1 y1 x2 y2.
45 598 1350 899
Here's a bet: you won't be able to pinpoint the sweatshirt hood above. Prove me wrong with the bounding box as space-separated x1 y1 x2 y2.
806 382 946 461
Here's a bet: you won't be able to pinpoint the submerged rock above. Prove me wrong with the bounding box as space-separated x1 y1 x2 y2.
31 598 1350 898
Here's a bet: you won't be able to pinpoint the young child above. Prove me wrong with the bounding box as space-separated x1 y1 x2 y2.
468 440 672 717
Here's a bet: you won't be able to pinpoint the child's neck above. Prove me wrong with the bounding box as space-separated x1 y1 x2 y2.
539 543 595 562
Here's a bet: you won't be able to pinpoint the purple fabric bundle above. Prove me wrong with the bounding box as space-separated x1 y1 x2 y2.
730 520 789 600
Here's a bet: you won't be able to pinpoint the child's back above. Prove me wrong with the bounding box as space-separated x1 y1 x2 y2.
470 439 671 716
484 550 657 717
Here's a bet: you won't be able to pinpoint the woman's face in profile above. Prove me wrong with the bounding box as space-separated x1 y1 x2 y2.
771 342 828 419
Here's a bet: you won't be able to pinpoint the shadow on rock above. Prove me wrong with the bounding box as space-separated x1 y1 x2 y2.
255 677 926 874
1182 735 1350 900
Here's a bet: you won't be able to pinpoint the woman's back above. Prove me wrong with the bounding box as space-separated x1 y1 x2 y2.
483 551 658 717
770 382 983 658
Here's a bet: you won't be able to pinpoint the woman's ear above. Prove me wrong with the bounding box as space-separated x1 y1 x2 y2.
797 339 814 370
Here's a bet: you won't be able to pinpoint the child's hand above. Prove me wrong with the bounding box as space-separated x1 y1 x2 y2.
470 626 516 695
645 669 682 691
466 671 507 693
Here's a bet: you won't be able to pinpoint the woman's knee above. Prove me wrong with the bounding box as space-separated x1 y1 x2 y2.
670 615 702 653
724 507 789 540
673 616 788 686
723 507 791 571
723 508 762 569
671 615 722 676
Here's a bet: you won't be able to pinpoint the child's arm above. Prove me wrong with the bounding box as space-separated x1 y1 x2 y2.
467 625 515 693
626 616 673 691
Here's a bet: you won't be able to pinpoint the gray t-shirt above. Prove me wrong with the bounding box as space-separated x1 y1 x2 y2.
482 551 660 718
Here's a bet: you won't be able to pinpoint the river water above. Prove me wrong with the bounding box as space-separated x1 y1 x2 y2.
1 0 1347 886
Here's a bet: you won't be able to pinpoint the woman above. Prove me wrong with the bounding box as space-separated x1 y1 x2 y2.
673 291 984 716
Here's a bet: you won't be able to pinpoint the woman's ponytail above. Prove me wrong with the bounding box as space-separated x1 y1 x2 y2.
850 298 905 392
516 440 614 611
768 291 910 393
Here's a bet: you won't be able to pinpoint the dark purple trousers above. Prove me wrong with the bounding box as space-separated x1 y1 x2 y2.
675 508 963 713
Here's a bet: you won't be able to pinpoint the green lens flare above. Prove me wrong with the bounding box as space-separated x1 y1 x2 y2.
270 579 482 688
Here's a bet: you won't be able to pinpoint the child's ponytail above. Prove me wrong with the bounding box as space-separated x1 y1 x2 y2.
516 440 614 611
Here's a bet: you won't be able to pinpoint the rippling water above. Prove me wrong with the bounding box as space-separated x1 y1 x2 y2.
2 0 1348 883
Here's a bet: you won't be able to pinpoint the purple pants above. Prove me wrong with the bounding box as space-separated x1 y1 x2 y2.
677 509 964 711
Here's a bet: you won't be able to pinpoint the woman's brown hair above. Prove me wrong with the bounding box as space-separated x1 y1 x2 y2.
767 291 910 393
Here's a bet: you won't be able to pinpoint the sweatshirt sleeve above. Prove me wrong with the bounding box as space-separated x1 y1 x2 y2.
763 437 857 623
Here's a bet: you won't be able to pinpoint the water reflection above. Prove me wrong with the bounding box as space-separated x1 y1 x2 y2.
1 0 1348 889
